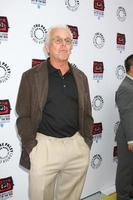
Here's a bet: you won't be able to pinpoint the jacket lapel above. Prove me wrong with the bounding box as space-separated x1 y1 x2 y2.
34 61 48 111
71 66 84 111
71 66 85 133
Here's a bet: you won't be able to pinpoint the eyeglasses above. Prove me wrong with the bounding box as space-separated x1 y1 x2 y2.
51 37 72 45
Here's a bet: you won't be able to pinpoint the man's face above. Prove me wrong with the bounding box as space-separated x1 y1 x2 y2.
45 28 72 62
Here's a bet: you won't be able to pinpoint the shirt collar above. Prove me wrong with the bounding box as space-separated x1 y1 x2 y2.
126 74 133 81
47 58 58 74
47 58 72 75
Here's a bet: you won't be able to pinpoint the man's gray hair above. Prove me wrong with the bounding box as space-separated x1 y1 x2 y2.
45 25 73 45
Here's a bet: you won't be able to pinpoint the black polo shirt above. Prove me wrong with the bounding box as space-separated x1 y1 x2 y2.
37 60 79 138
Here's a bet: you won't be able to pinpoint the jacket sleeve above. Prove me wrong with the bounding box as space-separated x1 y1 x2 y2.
84 75 94 145
16 72 37 154
116 87 133 142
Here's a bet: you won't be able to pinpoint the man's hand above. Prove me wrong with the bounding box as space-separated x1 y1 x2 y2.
128 143 133 152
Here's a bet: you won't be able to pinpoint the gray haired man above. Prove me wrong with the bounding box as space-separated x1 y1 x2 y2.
16 25 93 200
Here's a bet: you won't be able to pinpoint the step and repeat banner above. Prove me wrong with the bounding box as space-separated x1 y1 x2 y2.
1 0 133 199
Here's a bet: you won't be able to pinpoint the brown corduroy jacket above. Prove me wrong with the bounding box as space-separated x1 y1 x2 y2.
16 61 93 169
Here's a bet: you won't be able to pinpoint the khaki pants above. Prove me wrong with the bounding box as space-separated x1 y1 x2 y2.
29 132 90 200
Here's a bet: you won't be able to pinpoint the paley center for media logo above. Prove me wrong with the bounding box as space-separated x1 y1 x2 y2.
92 95 104 111
0 99 11 127
0 143 13 164
31 0 46 8
116 33 126 53
94 0 105 19
93 61 104 82
92 122 103 142
0 16 9 44
0 61 11 84
32 59 45 68
115 65 126 80
93 32 105 49
91 154 102 169
67 25 79 46
65 0 79 11
116 6 126 22
31 24 47 44
0 177 14 199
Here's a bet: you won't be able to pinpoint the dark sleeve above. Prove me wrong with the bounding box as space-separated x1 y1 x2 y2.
116 86 133 141
84 75 94 145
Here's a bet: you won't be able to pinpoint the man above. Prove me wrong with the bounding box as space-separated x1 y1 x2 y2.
16 25 93 200
115 54 133 200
